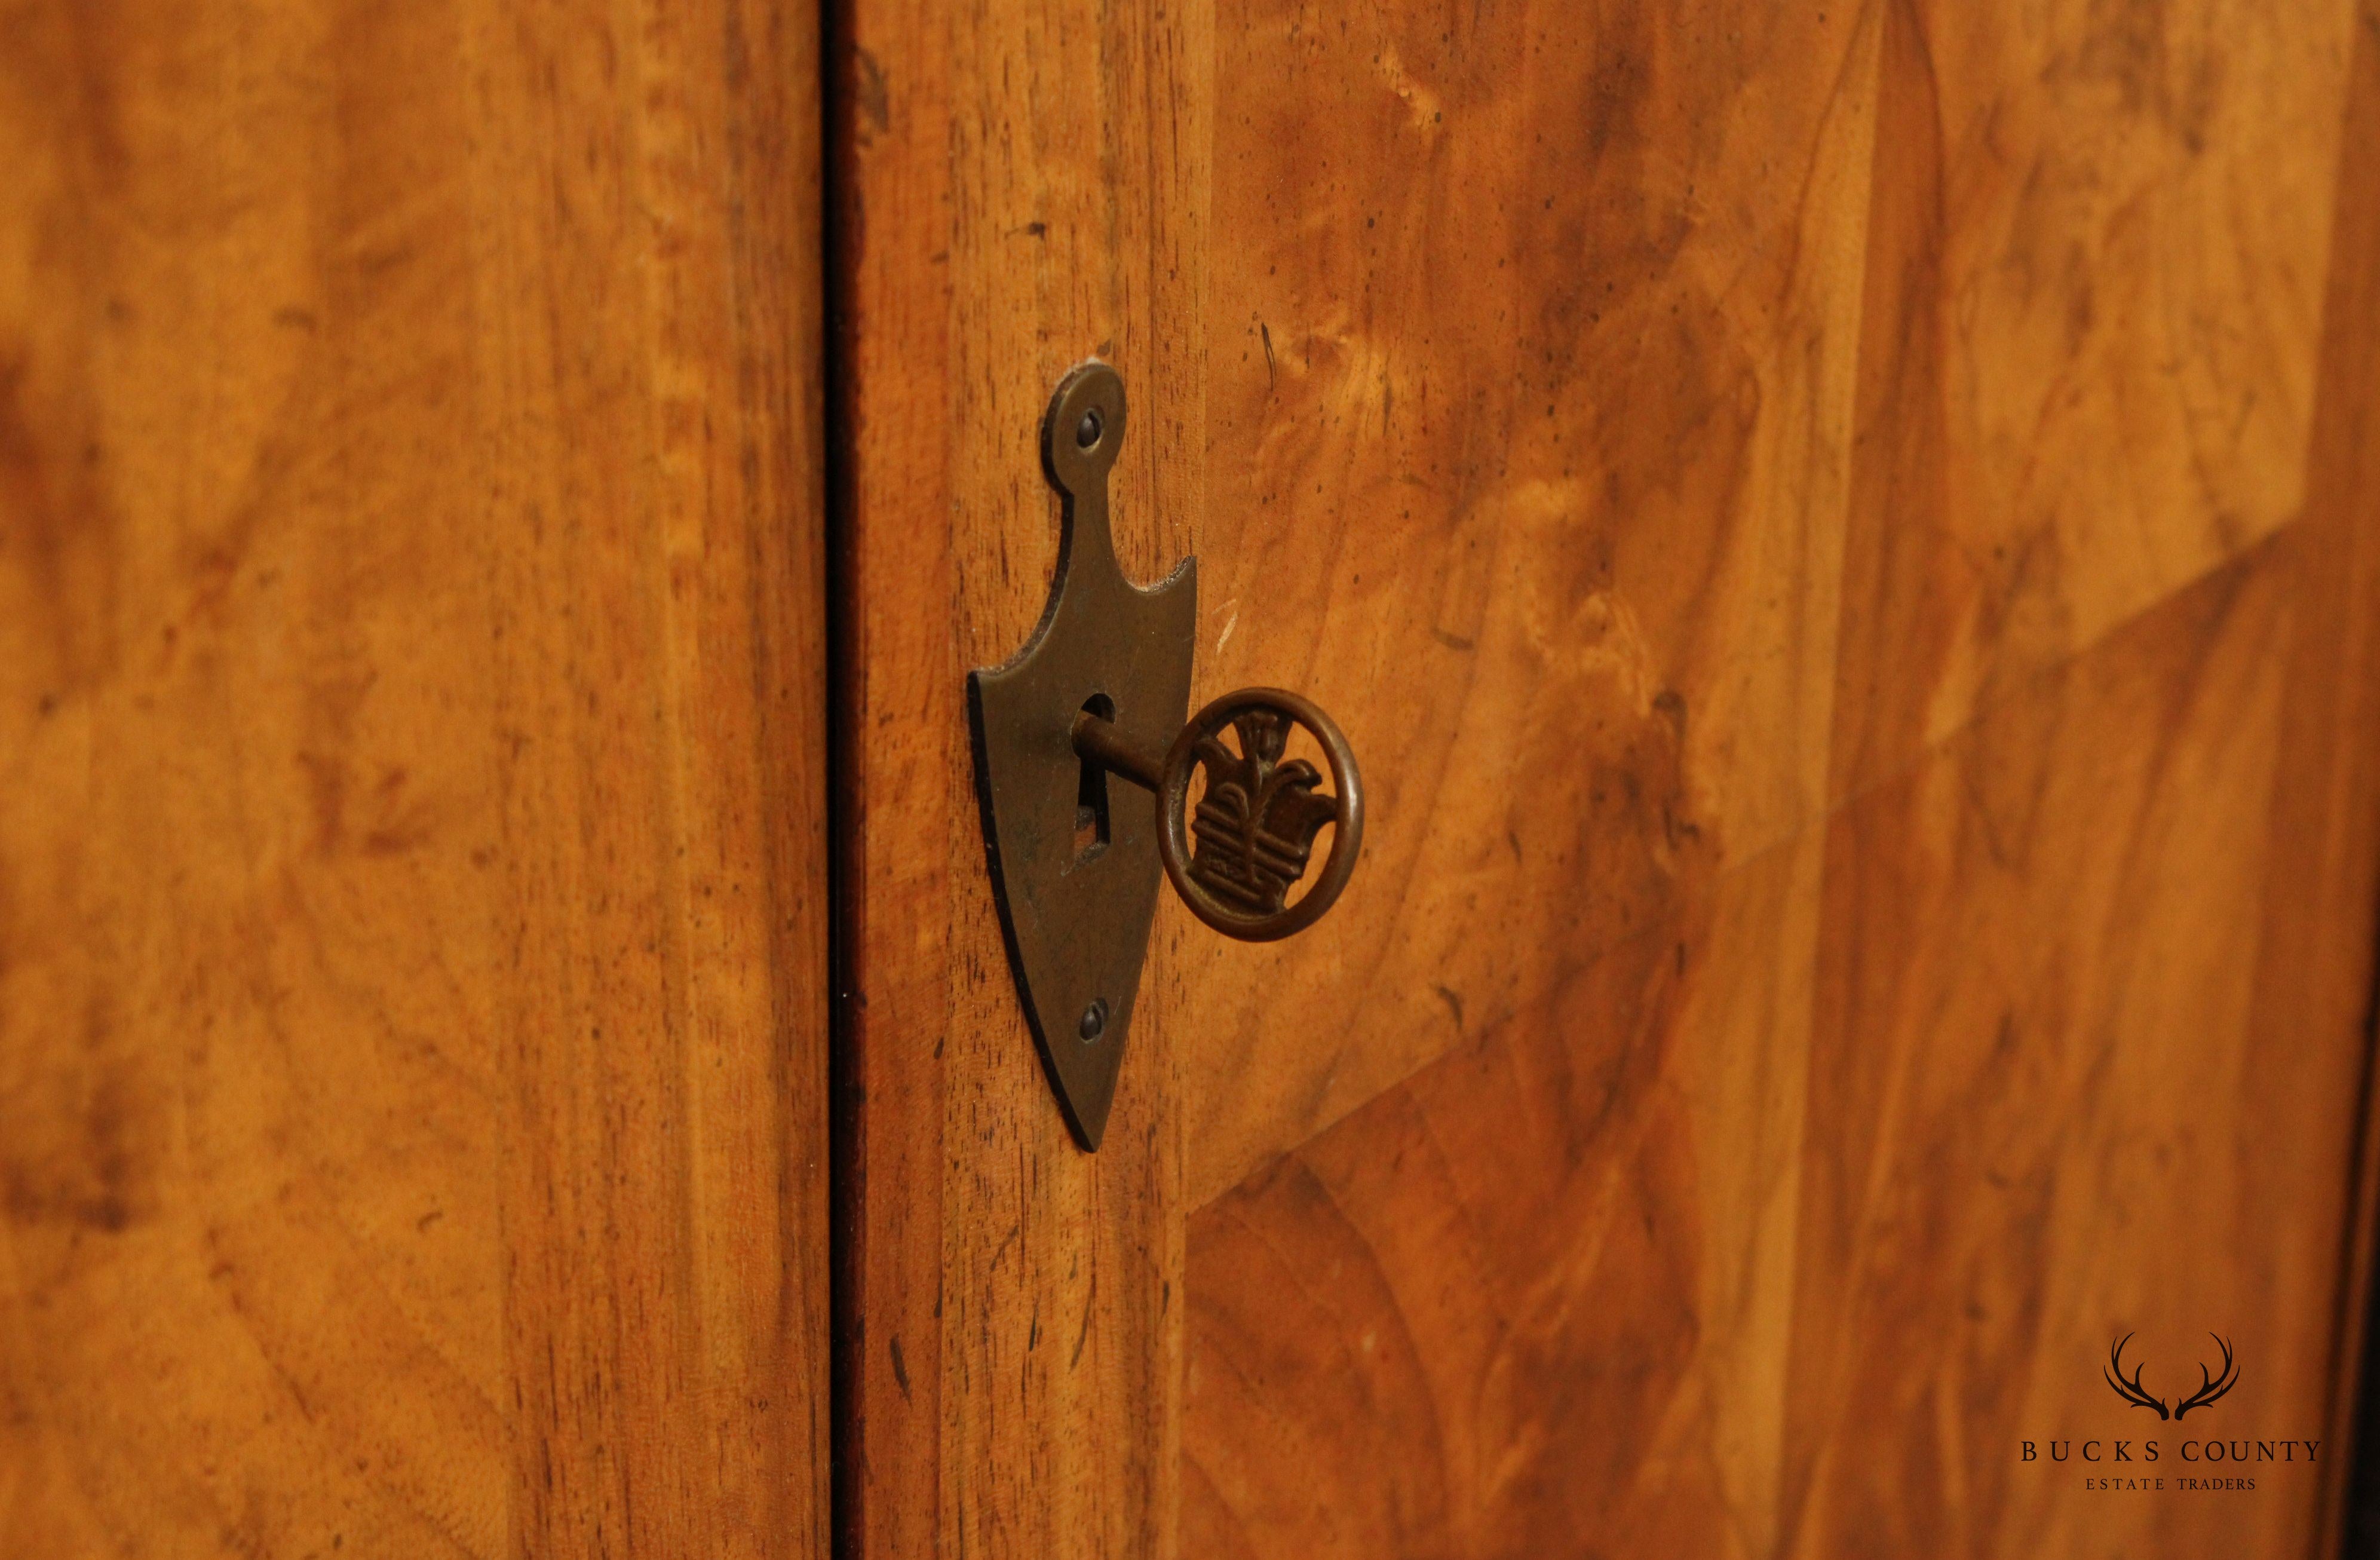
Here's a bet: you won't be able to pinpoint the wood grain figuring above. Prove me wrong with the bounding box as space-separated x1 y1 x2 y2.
1174 0 1884 1206
1172 2 2380 1558
0 2 831 1555
1780 543 2345 1559
1180 0 2367 1213
1827 0 2358 798
829 1 1208 1558
1180 533 2380 1560
1183 522 2380 1557
1183 832 1824 1560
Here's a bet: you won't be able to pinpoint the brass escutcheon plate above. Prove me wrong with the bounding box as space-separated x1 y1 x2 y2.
966 361 1195 1150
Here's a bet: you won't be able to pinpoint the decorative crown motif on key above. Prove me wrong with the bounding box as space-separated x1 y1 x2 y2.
1185 709 1341 917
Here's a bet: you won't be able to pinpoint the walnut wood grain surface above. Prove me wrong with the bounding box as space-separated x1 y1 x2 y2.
838 0 2380 1557
1178 4 2380 1559
1176 0 1884 1208
1184 535 2368 1559
0 2 832 1555
1780 540 2351 1560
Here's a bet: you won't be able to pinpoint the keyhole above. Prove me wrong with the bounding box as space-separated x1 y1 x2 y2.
1073 694 1114 865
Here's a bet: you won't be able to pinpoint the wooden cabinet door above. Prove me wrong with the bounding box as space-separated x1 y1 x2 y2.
832 2 2380 1558
1 4 832 1555
11 2 2380 1557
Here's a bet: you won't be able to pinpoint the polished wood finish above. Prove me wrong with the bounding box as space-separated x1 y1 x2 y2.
1178 0 1882 1208
838 1 2380 1558
7 0 2368 1553
1180 1 2380 1556
0 2 832 1555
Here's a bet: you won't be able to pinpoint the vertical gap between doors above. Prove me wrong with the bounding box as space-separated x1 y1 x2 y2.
819 0 863 1553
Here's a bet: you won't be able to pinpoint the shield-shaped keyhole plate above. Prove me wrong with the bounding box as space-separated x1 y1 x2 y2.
965 361 1196 1149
